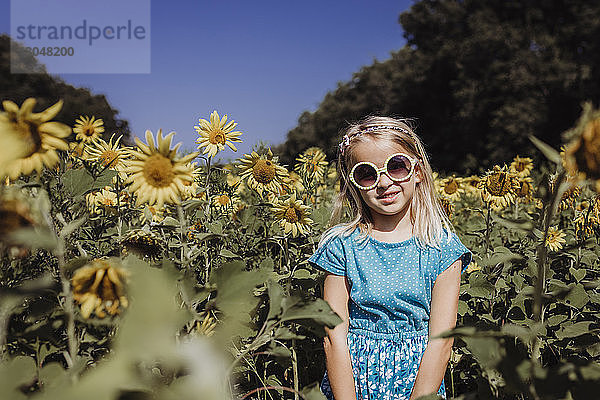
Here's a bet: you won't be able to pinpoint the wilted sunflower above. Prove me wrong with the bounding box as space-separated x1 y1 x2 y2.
478 165 519 209
195 110 243 158
0 98 71 180
514 176 535 203
438 175 464 201
125 129 198 208
545 227 566 252
558 180 581 212
509 156 534 178
573 212 595 240
237 148 289 197
121 229 164 261
294 147 328 182
71 258 128 319
270 192 313 237
563 103 600 191
84 133 131 180
73 115 104 143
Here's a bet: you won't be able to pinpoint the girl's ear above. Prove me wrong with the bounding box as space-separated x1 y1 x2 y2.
414 163 423 184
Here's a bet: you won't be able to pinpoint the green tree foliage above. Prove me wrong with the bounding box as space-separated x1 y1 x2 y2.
275 0 600 174
0 34 131 144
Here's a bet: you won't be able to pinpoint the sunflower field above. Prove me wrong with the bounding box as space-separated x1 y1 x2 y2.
1 98 600 400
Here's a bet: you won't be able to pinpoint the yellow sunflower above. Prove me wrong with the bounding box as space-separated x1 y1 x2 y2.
0 187 39 245
438 175 464 201
558 179 581 212
294 147 328 182
73 115 105 143
509 156 534 178
180 162 202 200
84 133 131 180
465 262 481 274
237 148 289 197
71 258 128 319
573 212 595 240
125 129 198 208
478 165 519 209
195 312 217 337
212 192 239 210
0 98 71 180
195 110 243 158
285 171 306 193
545 227 566 252
270 192 314 237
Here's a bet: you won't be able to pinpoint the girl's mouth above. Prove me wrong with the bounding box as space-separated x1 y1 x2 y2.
378 191 400 203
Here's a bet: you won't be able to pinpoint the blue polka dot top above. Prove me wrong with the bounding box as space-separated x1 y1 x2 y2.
308 226 472 334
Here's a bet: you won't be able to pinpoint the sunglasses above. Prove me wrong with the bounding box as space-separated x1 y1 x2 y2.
349 152 418 190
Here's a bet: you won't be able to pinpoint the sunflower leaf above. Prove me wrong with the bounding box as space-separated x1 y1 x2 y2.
529 135 561 164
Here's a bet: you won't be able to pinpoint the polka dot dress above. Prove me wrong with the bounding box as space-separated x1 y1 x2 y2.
308 227 472 400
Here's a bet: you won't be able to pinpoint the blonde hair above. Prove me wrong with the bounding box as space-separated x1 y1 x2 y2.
317 115 453 249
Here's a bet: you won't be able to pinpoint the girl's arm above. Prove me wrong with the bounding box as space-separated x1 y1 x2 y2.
409 259 462 400
322 273 357 400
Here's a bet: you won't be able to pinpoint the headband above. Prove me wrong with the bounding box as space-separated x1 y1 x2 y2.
338 125 412 155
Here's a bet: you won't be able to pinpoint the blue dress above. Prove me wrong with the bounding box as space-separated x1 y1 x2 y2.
307 227 472 400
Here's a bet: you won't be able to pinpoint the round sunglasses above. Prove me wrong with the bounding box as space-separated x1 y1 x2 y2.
349 153 418 190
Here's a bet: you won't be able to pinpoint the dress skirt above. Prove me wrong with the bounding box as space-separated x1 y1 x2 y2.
320 328 446 400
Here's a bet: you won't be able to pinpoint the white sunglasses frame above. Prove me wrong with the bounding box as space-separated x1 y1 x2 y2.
349 152 419 190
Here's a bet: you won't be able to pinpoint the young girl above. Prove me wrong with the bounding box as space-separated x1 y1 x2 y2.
308 116 472 400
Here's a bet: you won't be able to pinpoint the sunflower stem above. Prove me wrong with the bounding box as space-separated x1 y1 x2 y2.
484 202 492 256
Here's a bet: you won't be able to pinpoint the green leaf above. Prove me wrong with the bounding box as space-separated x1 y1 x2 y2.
570 267 586 282
555 321 594 340
219 249 240 258
529 135 561 164
563 284 589 308
300 382 328 400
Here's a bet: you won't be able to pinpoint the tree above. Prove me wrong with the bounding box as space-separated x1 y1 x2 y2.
275 0 600 174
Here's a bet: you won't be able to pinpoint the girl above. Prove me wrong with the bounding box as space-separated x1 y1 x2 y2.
308 116 472 400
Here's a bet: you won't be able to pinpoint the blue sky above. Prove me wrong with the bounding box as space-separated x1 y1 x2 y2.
2 0 412 164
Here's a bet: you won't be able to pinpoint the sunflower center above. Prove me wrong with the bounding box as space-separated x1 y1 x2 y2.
143 154 175 188
444 180 459 194
218 194 230 206
100 150 119 168
252 159 276 184
515 162 527 172
284 206 300 223
209 130 226 145
83 125 95 136
486 173 510 196
517 181 531 197
14 120 42 157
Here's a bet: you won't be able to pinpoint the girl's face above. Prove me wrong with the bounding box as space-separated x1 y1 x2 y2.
350 139 421 219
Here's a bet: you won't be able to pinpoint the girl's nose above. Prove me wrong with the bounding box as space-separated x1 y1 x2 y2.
378 171 394 187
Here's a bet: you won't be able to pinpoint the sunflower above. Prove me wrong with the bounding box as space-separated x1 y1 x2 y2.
514 176 535 203
558 180 581 212
84 133 131 180
509 156 534 178
545 227 567 252
294 147 328 182
121 229 164 261
478 165 519 209
180 162 202 200
237 148 289 197
573 212 596 240
73 115 104 143
87 186 127 215
125 129 198 208
212 192 240 211
71 258 129 319
465 262 481 274
270 192 313 237
438 175 464 201
0 98 71 180
195 110 243 158
285 171 306 193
